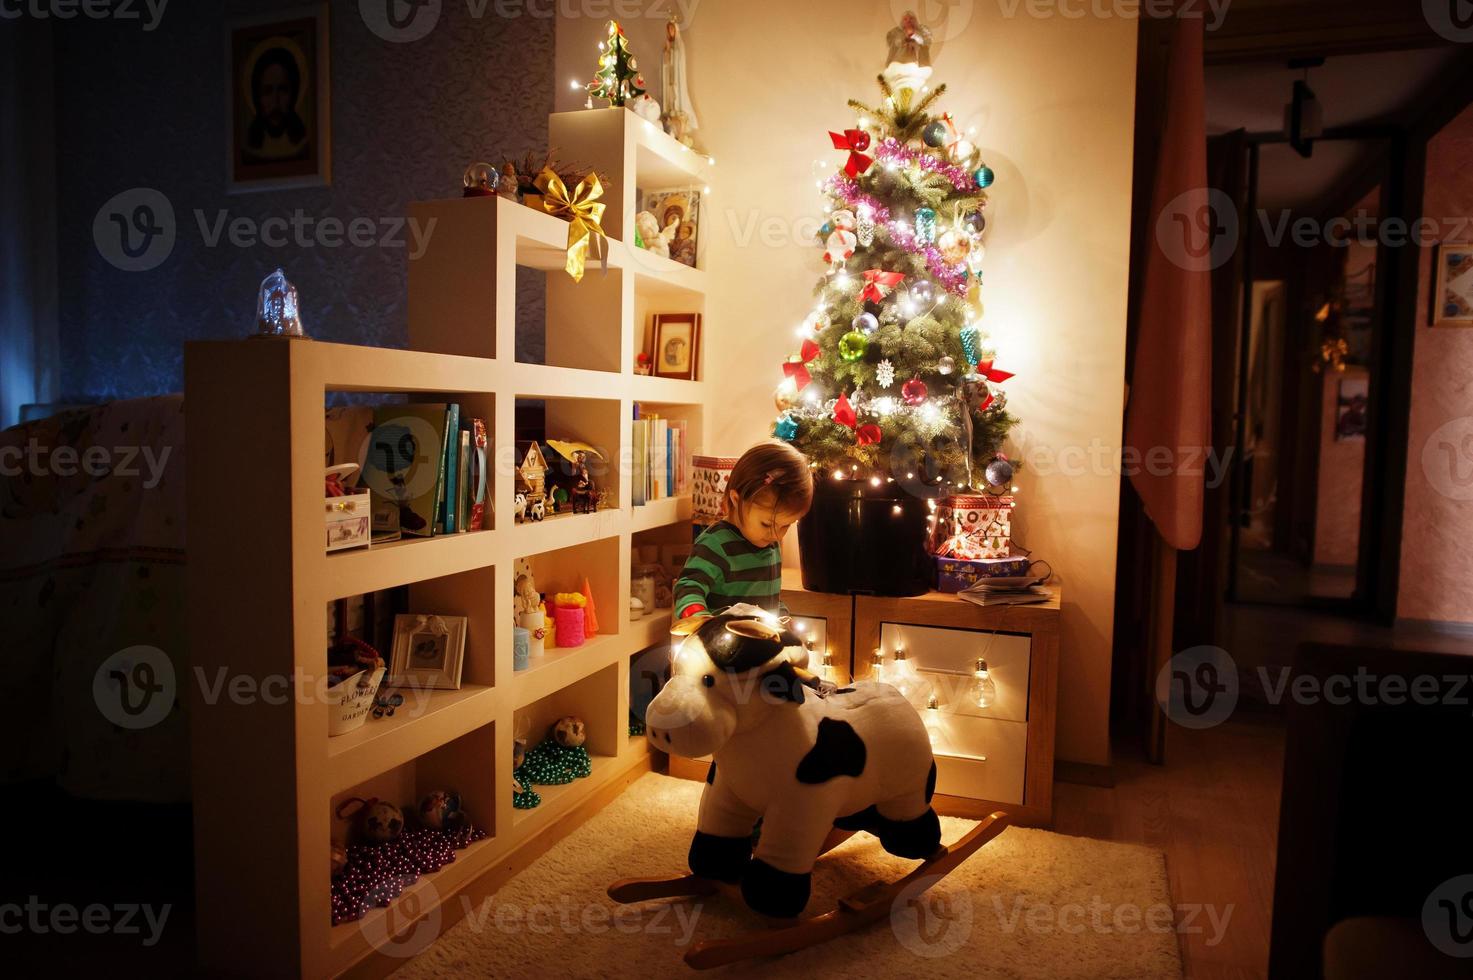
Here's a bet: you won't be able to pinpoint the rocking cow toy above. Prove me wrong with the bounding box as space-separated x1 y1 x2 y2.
609 606 1011 969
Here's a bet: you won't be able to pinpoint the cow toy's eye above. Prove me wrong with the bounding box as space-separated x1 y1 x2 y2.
702 674 715 688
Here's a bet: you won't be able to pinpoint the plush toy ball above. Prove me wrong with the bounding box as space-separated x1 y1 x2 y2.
361 800 404 844
553 715 586 747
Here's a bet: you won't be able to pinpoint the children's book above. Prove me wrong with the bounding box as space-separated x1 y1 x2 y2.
361 404 451 538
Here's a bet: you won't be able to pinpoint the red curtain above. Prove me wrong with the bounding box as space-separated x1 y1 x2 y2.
1124 16 1212 551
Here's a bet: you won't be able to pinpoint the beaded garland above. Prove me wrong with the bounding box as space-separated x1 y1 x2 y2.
512 767 542 810
521 739 593 785
330 825 487 926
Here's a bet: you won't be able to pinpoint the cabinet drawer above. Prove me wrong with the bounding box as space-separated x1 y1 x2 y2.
930 715 1028 805
880 623 1031 723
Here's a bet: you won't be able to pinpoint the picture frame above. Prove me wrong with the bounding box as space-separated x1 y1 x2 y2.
226 4 331 192
1431 242 1473 326
640 188 700 268
651 313 701 380
390 614 467 690
1334 377 1368 442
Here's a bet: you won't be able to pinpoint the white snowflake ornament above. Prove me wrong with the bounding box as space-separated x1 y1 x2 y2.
876 359 895 389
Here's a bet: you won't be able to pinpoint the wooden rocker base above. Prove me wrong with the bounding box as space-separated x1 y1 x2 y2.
607 812 1011 970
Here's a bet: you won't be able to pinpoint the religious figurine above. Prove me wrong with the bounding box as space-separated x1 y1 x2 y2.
570 451 598 514
661 13 698 146
883 11 934 95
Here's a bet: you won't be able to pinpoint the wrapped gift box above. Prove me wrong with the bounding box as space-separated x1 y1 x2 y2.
930 493 1014 560
691 455 740 528
935 554 1033 593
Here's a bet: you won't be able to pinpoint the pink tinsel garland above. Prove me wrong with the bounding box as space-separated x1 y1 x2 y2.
874 138 978 191
885 220 972 296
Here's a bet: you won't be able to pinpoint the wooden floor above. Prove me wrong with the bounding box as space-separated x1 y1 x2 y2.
1056 707 1286 980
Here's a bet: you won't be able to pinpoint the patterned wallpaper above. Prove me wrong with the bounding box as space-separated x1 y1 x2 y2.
55 0 553 401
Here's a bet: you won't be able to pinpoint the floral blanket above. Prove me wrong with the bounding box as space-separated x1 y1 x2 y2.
1 396 188 802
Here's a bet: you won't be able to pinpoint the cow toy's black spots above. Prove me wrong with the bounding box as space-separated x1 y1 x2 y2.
688 830 752 884
795 718 867 784
742 858 811 918
706 761 716 785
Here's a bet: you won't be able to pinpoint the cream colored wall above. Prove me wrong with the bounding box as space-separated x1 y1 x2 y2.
556 7 1136 766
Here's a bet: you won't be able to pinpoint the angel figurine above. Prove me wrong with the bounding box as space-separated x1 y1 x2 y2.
661 13 698 146
883 11 934 95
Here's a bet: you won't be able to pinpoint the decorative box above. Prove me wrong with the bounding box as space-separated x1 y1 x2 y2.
930 494 1013 560
691 455 740 527
326 490 372 552
935 554 1034 593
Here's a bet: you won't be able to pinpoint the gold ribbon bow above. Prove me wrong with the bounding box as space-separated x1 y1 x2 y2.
534 168 608 283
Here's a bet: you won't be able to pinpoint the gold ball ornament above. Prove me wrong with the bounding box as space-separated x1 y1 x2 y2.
774 378 800 411
938 229 969 265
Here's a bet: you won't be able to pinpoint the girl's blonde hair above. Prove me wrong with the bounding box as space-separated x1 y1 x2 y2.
722 441 813 518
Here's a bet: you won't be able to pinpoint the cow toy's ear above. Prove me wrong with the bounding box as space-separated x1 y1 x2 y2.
759 660 806 705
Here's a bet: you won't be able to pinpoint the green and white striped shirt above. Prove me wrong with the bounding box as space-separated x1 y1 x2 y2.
675 522 785 619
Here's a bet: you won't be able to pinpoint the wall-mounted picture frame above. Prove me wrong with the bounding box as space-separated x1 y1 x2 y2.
651 313 701 380
390 614 466 690
1431 242 1473 326
1334 377 1368 442
226 4 331 192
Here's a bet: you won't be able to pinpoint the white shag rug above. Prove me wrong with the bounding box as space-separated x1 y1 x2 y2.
391 773 1183 979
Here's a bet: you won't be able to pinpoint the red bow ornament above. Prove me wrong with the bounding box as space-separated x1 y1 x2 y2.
782 338 822 390
832 392 857 429
860 269 905 303
857 423 882 445
829 129 874 179
976 360 1014 384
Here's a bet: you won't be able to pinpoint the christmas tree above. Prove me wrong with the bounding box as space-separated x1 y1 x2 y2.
587 20 645 108
772 24 1018 494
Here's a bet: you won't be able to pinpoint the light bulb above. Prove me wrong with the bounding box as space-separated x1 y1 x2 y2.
872 649 886 682
969 657 997 709
924 692 946 749
821 650 835 682
890 648 922 702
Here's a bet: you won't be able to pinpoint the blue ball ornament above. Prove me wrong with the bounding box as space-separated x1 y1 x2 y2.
775 415 799 441
852 311 879 334
973 165 995 188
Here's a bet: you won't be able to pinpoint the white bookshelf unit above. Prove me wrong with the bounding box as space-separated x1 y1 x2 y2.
186 108 710 978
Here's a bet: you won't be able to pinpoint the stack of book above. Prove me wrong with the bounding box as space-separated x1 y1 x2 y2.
358 403 489 541
954 578 1053 608
630 405 690 507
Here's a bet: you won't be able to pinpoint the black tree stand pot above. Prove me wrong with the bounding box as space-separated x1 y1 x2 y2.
797 477 933 596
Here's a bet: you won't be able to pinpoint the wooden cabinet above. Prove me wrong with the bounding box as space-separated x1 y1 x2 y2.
854 589 1060 827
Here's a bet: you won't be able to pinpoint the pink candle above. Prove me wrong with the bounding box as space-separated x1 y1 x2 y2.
554 605 585 647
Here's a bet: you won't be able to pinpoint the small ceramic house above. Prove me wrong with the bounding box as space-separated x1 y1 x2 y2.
516 442 548 501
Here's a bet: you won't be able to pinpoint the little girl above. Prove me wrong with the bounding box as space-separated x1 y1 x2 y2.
675 441 813 622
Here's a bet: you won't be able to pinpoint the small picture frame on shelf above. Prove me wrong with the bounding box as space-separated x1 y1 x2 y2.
651 313 701 380
1431 242 1473 326
390 613 467 690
